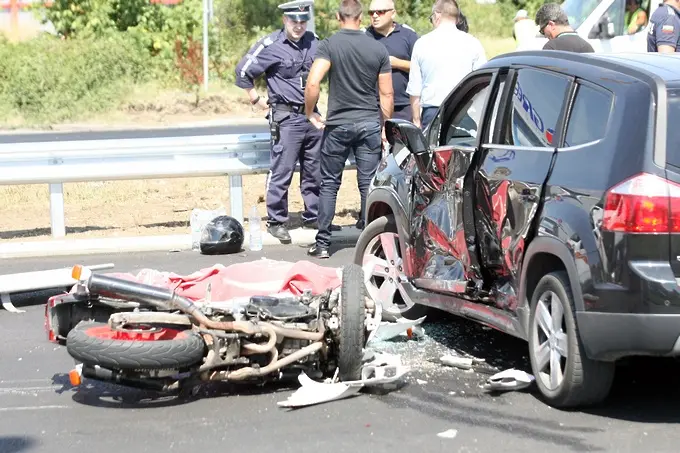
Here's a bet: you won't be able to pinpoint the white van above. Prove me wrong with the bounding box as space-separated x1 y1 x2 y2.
518 0 660 52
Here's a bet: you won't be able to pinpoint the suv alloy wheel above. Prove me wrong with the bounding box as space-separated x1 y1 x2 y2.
528 271 615 408
353 215 429 322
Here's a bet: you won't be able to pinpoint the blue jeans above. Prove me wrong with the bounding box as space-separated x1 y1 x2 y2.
421 106 439 131
315 120 382 248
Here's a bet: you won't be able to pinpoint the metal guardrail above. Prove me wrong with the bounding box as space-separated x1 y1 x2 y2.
0 123 355 238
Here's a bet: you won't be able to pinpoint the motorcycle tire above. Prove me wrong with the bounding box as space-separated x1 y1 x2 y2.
337 263 366 382
66 321 205 371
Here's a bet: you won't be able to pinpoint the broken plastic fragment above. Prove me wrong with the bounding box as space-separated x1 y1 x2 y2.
482 368 535 392
437 429 458 439
277 352 410 408
440 355 473 370
367 316 427 343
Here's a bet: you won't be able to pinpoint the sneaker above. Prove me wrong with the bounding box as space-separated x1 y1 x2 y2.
307 244 330 259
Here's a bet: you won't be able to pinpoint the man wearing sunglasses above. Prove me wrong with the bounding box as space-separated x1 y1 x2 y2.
535 3 594 52
365 0 419 122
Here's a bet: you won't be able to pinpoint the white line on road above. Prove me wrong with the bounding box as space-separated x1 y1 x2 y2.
0 405 69 412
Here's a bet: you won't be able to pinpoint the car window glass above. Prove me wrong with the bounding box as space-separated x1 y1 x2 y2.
500 69 569 148
666 89 680 168
441 84 491 147
564 83 612 147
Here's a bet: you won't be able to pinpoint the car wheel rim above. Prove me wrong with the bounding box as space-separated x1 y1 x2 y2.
361 232 415 316
531 290 568 391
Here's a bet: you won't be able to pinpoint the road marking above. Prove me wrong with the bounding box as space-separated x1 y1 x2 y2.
0 405 69 412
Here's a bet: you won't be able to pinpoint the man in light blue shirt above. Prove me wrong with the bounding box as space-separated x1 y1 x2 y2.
406 0 487 130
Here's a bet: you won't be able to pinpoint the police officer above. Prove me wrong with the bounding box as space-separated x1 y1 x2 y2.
234 1 322 244
648 0 680 52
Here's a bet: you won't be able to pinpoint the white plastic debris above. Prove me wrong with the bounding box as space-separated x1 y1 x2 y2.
367 315 427 343
437 429 458 439
482 368 535 392
440 355 474 370
277 352 410 408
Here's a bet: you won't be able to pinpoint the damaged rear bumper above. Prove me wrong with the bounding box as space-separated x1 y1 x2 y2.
577 312 680 361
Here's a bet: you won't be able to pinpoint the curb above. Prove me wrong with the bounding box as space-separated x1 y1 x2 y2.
0 227 362 259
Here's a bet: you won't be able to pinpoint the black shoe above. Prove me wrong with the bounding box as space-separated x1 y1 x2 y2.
356 220 365 230
267 224 291 244
302 221 342 232
307 244 330 259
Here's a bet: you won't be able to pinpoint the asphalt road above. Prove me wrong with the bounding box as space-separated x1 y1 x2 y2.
1 245 680 453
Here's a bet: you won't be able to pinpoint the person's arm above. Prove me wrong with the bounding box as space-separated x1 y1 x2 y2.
377 48 394 123
389 56 411 72
406 40 423 127
234 34 277 110
304 40 331 129
410 95 422 127
655 16 680 53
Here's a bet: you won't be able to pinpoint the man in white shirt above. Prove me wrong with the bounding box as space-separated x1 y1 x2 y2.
406 0 487 130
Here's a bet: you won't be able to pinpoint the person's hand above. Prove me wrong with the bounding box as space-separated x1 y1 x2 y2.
389 56 396 66
381 126 387 143
412 118 421 129
256 97 269 110
308 112 326 130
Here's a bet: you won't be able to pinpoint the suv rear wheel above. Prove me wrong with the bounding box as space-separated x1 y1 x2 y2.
528 271 615 408
353 215 429 322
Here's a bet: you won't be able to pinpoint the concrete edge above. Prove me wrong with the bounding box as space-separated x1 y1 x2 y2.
0 227 362 259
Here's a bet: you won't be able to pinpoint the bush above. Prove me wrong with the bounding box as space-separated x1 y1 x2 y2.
0 33 152 124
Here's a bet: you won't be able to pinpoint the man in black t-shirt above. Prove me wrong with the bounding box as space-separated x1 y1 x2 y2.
304 0 394 258
535 3 595 53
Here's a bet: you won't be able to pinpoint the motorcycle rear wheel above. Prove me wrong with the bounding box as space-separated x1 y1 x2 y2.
337 264 367 382
66 321 205 371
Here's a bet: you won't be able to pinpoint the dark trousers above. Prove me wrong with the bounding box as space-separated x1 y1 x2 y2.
266 110 323 226
392 104 413 122
315 120 382 248
421 106 439 130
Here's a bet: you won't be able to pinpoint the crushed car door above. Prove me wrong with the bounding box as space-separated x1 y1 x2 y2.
409 72 504 295
473 67 572 311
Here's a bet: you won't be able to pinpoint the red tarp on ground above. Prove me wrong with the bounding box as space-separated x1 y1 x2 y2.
94 259 343 302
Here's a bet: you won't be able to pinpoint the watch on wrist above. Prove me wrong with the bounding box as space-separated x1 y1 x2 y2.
250 95 260 105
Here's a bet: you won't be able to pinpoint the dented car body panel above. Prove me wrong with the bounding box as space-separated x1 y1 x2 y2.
358 51 680 363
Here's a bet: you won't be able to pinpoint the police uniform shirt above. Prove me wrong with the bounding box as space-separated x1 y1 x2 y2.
234 29 318 105
365 23 419 108
647 2 680 52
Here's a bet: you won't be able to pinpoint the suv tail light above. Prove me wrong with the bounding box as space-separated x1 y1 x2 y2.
602 173 680 233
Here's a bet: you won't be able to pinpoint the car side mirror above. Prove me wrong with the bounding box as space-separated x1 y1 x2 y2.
589 15 614 39
385 119 432 173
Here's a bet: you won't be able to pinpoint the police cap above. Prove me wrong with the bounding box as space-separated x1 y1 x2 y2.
278 0 313 22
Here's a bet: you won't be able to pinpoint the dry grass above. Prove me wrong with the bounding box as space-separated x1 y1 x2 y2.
0 37 515 243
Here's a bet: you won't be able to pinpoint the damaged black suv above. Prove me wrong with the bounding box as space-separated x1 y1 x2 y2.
354 51 680 408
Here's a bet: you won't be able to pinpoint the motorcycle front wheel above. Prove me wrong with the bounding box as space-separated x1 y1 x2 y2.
66 321 205 371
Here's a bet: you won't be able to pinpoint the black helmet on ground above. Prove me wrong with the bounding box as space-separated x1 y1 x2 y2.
199 215 245 255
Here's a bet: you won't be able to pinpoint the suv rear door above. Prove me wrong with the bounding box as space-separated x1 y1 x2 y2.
472 67 572 310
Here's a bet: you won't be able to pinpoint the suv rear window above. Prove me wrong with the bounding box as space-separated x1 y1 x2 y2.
564 83 613 147
667 89 680 168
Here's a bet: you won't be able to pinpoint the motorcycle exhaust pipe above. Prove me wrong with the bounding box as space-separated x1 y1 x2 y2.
82 365 179 392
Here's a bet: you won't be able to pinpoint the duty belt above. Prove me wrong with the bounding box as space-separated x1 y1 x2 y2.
272 103 305 114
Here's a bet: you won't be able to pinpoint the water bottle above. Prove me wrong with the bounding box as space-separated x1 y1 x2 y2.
249 205 263 251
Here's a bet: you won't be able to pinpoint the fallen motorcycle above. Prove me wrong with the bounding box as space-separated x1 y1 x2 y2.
47 263 374 394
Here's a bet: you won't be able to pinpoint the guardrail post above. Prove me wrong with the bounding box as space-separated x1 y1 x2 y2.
229 175 244 224
49 183 66 238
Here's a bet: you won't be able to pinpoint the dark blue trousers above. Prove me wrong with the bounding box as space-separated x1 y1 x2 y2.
421 106 439 130
266 110 322 226
315 120 382 248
